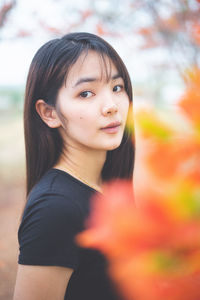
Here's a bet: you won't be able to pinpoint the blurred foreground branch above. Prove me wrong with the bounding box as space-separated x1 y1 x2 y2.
0 0 16 28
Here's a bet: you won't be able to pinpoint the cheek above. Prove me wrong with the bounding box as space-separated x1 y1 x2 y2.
61 105 84 122
59 102 97 133
67 110 94 130
120 97 130 116
75 106 98 125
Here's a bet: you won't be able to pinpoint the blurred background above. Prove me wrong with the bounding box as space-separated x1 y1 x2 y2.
0 0 199 299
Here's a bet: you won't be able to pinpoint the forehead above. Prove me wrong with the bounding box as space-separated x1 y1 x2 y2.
65 50 118 86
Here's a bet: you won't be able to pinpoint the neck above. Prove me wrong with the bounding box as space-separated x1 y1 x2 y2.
54 144 107 190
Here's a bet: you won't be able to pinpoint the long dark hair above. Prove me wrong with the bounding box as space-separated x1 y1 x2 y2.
24 32 135 197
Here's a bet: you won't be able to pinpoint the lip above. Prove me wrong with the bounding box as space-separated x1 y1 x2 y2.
100 121 121 134
101 121 121 129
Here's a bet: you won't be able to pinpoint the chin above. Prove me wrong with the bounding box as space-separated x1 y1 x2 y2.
104 141 122 151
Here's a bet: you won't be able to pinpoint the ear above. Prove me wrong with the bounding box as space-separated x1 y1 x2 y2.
35 99 61 128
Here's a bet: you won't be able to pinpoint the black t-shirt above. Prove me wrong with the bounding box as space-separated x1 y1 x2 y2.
18 168 122 300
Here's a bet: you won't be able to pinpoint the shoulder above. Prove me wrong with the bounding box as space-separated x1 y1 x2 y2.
28 168 94 205
19 190 83 239
25 169 81 217
18 168 96 246
24 168 95 219
19 170 85 239
28 168 75 199
18 171 85 269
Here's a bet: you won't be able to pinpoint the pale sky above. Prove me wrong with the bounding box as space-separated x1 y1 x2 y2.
0 0 184 105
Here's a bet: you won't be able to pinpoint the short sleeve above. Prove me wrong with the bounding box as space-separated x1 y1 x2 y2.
18 193 82 270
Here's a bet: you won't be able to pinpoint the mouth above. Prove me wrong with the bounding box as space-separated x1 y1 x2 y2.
100 121 121 134
101 121 121 129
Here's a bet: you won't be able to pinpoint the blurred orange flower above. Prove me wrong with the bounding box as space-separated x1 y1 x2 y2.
76 179 200 300
179 67 200 133
76 67 200 300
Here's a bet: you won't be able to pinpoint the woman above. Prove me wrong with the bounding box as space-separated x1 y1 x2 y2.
13 32 134 300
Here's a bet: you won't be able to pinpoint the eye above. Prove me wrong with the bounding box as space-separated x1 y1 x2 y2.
113 85 124 92
79 91 94 98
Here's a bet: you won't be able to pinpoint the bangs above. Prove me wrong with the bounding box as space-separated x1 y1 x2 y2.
98 52 113 82
38 33 132 103
63 48 121 86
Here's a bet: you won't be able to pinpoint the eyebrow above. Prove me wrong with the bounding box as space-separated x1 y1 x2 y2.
73 73 122 88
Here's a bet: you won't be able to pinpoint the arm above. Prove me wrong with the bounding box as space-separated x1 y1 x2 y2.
15 193 81 299
13 264 73 300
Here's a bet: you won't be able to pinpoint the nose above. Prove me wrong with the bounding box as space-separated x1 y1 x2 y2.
101 98 118 116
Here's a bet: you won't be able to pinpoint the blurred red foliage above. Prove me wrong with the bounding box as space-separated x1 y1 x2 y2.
76 67 200 300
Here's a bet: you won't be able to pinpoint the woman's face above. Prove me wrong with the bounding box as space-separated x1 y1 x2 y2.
56 50 130 152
